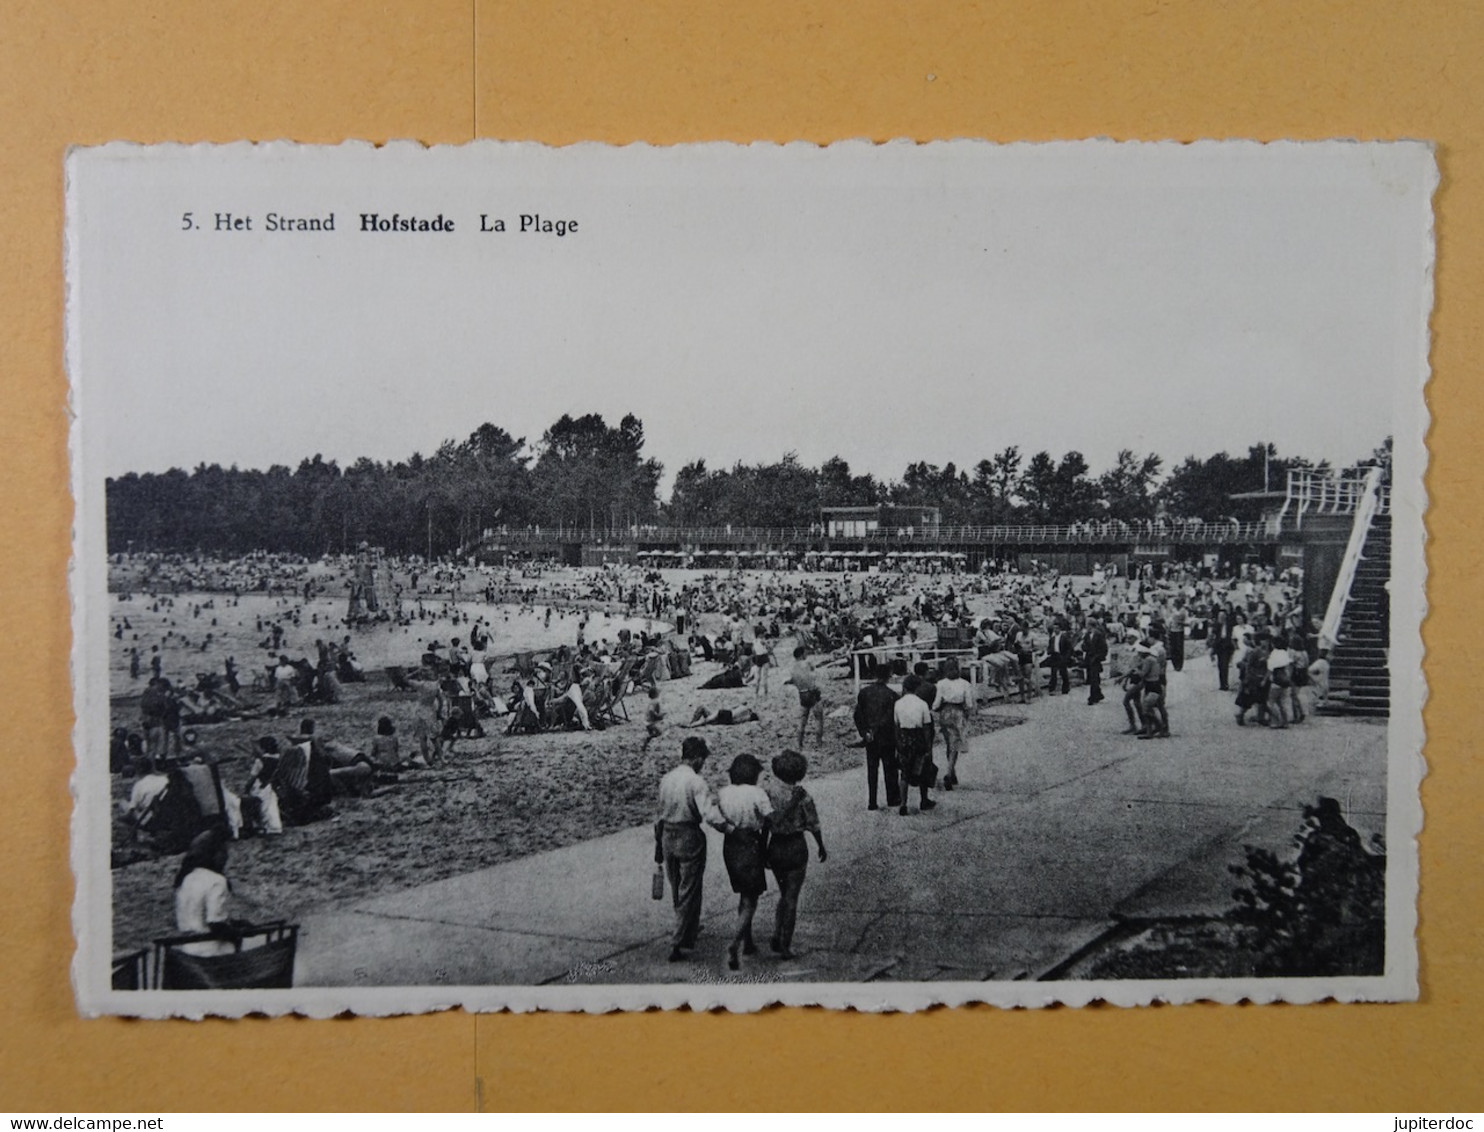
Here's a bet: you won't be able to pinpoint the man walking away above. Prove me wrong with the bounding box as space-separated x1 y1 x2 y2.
853 667 900 810
655 737 733 961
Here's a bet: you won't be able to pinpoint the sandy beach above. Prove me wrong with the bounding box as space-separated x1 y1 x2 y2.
106 563 1021 952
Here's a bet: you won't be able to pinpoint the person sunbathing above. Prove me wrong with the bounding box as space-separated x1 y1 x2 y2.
681 704 761 727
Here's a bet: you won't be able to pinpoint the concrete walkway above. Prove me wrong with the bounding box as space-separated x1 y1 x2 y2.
294 666 1387 987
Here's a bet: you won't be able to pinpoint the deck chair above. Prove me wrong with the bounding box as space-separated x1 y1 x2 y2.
547 655 575 690
153 922 298 990
583 675 617 727
136 761 230 852
605 673 637 723
439 679 486 739
270 743 334 825
541 683 580 731
505 685 547 734
111 948 149 991
634 653 662 687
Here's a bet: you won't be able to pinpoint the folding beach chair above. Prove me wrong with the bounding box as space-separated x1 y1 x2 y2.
582 674 617 727
134 761 230 853
270 743 334 825
153 922 299 990
634 652 662 687
442 679 486 740
505 684 547 734
592 668 631 726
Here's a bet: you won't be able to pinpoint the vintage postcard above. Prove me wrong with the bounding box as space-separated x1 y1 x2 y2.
66 139 1432 1016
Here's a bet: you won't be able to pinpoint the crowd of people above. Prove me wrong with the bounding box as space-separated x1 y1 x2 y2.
111 545 1338 976
640 556 1332 969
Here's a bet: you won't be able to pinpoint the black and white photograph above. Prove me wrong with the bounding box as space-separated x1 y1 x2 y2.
66 139 1431 1015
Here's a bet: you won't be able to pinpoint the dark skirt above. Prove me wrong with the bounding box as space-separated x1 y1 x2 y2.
723 828 768 896
896 727 930 784
766 830 809 874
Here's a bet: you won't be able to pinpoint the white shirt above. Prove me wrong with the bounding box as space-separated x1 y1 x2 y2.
933 677 974 710
657 763 728 828
127 773 170 819
175 868 233 956
894 694 933 730
717 783 773 831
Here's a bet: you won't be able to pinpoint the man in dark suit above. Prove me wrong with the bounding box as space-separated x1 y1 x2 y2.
1082 613 1108 705
853 667 901 810
1045 616 1075 695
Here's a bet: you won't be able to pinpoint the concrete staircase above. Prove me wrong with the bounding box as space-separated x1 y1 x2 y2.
1318 513 1391 718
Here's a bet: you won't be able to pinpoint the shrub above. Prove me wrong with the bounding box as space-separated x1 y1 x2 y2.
1227 797 1386 977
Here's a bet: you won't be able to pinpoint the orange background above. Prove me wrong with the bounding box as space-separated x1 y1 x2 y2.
2 0 1480 1111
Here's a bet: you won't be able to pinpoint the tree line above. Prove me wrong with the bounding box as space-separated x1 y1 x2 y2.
105 412 1390 556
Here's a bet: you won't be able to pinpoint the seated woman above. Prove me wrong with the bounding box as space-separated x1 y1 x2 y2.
545 672 594 731
505 678 546 734
172 828 241 956
370 715 407 768
240 737 284 836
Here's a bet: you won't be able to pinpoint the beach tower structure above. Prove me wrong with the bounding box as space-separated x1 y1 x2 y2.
1237 467 1392 717
347 543 383 622
359 556 381 613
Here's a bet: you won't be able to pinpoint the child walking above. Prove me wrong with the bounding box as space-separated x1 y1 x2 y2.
717 753 773 970
763 750 827 960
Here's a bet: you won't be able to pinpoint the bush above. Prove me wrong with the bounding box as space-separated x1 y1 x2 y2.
1227 797 1386 977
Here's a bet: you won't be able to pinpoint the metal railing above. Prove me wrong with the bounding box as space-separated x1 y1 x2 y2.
468 518 1280 552
1318 466 1386 650
1288 467 1391 529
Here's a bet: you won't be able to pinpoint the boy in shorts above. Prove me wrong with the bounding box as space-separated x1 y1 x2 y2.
642 684 665 751
784 645 826 748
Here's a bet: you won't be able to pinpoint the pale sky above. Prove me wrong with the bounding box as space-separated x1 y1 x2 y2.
73 140 1434 491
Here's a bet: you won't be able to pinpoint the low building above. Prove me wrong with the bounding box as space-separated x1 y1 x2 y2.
821 504 942 538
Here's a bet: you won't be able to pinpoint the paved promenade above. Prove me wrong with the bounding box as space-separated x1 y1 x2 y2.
295 665 1387 987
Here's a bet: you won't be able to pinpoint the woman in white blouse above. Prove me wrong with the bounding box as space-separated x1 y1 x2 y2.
172 828 235 956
